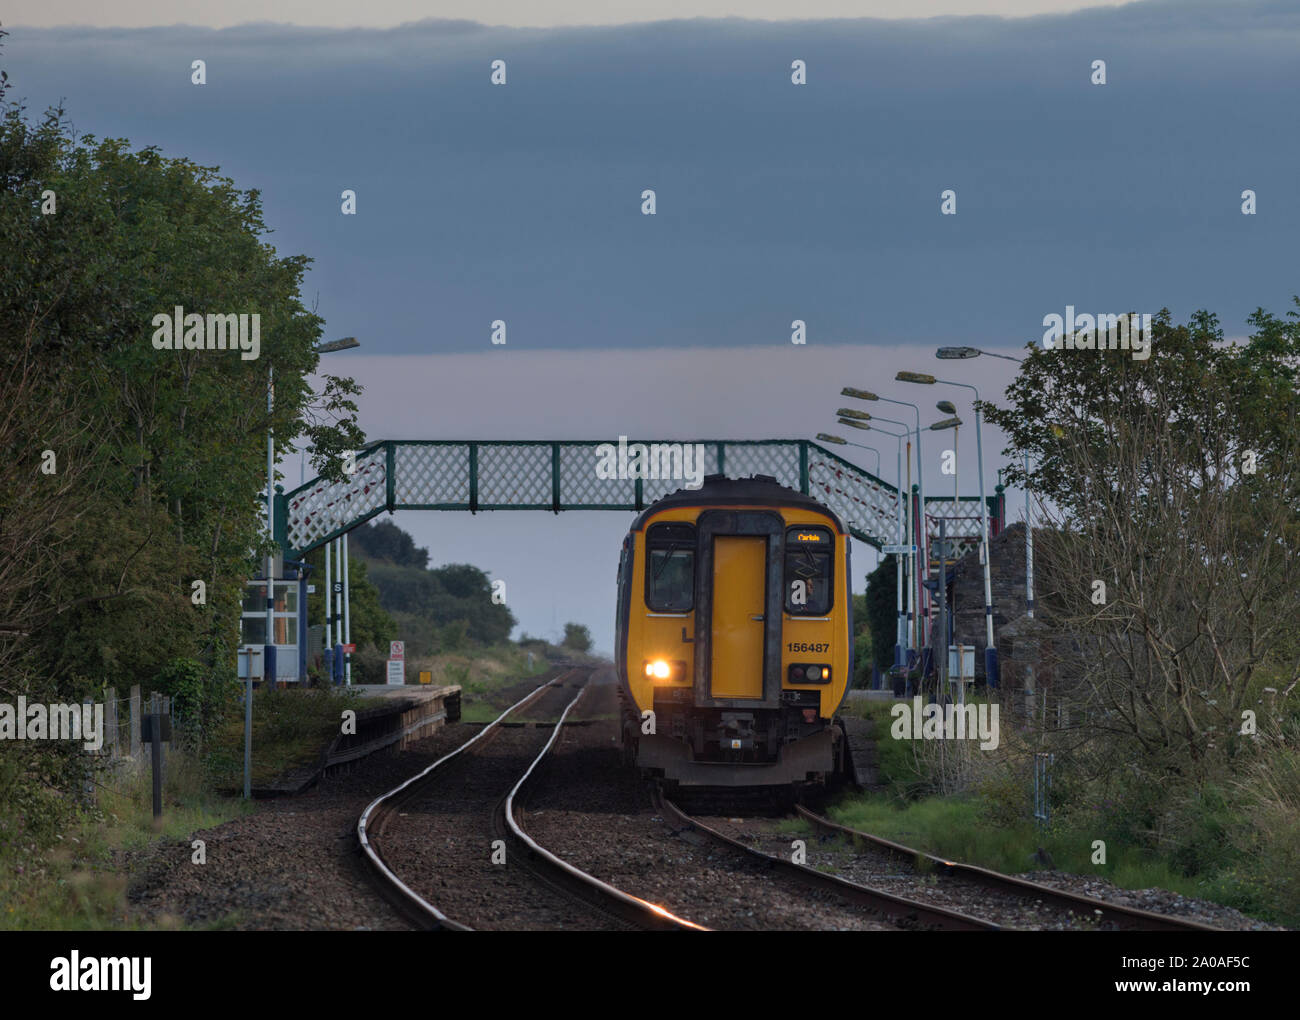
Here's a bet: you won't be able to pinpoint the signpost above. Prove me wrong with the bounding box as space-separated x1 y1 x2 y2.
386 659 405 685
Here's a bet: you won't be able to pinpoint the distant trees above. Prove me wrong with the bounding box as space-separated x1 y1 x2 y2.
301 549 396 653
362 556 516 654
562 623 593 653
349 520 429 569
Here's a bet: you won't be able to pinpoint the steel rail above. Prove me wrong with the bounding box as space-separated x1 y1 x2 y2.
359 666 704 931
503 685 708 932
795 805 1218 932
357 671 568 930
656 792 999 931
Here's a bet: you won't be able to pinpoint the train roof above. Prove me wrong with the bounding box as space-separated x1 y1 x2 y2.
630 474 847 534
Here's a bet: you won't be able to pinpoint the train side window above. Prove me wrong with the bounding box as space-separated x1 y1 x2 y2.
645 523 695 612
784 526 833 615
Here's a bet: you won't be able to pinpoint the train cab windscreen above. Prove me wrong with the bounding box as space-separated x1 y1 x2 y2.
645 523 695 612
784 526 833 614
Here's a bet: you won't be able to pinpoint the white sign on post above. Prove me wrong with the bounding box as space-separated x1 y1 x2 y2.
386 659 405 685
389 640 405 660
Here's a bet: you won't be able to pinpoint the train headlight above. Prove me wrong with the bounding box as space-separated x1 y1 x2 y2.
645 659 673 680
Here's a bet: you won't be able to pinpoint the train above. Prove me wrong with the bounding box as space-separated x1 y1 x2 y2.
615 473 854 790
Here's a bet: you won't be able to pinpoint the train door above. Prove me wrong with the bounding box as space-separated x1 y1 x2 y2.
710 536 766 698
695 510 784 708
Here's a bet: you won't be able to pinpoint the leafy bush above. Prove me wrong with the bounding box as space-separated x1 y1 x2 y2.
151 657 238 747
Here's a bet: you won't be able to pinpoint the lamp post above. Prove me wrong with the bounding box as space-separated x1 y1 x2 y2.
840 388 930 652
934 346 1033 622
247 336 360 801
842 389 935 652
828 417 912 668
928 415 962 654
898 370 998 687
816 432 880 478
315 338 361 689
818 430 902 677
935 399 959 508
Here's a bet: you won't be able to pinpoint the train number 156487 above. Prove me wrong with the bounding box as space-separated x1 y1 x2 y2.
786 642 829 653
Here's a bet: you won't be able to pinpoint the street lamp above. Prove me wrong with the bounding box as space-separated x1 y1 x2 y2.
930 409 963 531
265 337 361 695
816 432 880 478
935 345 1034 618
824 422 911 673
316 338 362 689
897 370 998 687
937 345 1024 363
248 336 362 801
842 386 930 652
316 336 360 354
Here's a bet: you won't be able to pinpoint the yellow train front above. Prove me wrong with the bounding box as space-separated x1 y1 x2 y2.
615 474 852 789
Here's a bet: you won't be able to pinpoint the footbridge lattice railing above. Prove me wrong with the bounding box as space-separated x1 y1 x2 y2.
276 439 1000 559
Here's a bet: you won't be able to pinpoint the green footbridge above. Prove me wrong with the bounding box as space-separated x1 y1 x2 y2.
277 439 1002 558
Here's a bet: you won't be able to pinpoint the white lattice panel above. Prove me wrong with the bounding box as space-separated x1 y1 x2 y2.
640 443 721 504
924 499 986 539
479 444 551 505
395 444 467 505
808 455 902 547
285 447 387 552
559 442 634 505
722 442 801 486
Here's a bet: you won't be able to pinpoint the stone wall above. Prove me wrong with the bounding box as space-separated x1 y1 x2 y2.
944 521 1033 682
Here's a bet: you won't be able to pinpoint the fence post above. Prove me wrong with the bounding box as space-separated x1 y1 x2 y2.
129 685 141 761
82 696 95 803
149 692 163 819
105 687 118 759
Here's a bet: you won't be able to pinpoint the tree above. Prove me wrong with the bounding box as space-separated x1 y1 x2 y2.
0 47 364 835
562 623 592 653
851 593 873 687
984 305 1300 779
863 555 898 672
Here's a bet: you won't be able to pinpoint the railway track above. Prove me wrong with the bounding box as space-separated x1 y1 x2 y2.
791 805 1219 932
357 666 703 931
653 788 1000 930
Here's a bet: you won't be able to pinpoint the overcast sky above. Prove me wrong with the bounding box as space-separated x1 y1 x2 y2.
10 0 1128 30
3 0 1294 653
